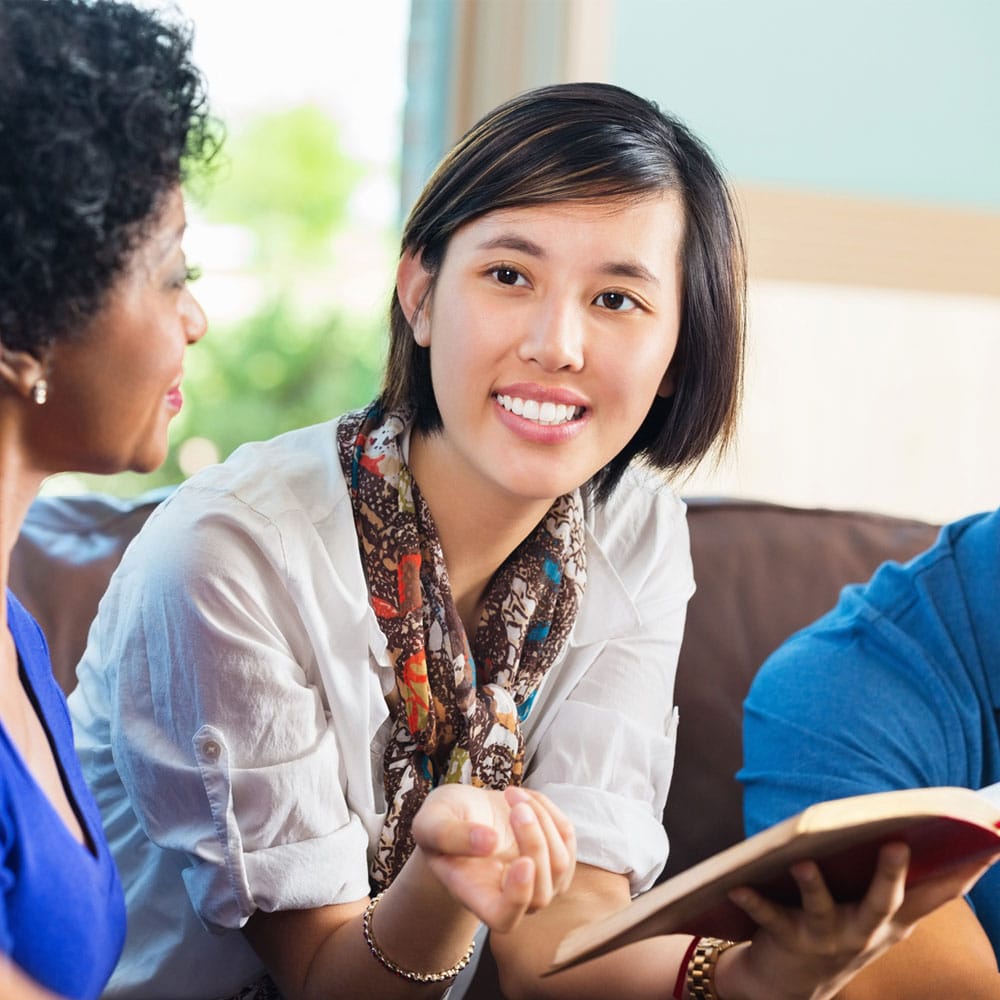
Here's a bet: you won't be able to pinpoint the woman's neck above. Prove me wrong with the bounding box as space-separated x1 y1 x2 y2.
409 431 555 635
0 422 48 595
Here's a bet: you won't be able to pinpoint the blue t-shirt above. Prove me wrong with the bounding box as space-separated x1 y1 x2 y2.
1 591 125 998
741 508 1000 959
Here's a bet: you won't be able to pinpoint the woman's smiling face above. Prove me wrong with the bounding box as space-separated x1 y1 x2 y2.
28 186 207 476
400 191 685 510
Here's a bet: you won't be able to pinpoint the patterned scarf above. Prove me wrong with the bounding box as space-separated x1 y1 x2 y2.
337 404 587 889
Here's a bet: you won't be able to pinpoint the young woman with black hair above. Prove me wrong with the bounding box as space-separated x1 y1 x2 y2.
69 82 993 1000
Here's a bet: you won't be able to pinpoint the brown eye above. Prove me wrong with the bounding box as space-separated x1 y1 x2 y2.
493 267 523 286
595 290 638 311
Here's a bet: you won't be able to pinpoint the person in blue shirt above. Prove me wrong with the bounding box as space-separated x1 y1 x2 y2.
0 1 218 996
742 508 1000 998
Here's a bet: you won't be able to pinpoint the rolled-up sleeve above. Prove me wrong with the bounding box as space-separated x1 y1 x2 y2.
524 473 693 894
107 490 372 930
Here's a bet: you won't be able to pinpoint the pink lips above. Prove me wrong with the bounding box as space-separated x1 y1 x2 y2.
166 387 183 412
492 385 589 445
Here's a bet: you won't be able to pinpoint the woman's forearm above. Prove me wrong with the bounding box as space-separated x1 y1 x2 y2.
490 863 698 1000
832 898 1000 1000
244 847 481 1000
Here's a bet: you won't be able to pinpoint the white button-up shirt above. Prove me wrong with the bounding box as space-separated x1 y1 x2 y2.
69 416 693 999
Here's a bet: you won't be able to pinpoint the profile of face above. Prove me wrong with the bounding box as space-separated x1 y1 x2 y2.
27 186 206 476
398 191 684 507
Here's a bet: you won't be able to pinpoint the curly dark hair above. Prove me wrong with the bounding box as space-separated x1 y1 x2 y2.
0 0 220 356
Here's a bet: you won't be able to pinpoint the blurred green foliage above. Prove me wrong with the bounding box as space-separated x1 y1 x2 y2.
59 104 391 498
204 105 363 271
169 295 384 482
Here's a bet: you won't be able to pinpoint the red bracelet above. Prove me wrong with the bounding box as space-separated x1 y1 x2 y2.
673 936 701 999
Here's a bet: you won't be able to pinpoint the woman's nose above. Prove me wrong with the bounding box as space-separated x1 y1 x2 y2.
181 288 208 345
517 299 584 372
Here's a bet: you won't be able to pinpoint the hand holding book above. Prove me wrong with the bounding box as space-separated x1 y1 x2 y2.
551 786 1000 975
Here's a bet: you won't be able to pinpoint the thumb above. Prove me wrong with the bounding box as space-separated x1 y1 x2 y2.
412 812 498 857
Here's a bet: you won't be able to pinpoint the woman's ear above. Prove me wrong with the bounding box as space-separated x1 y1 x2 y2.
396 250 433 348
0 343 47 401
657 364 677 399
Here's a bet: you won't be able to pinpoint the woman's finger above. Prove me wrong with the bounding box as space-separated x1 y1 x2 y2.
789 859 838 933
520 788 576 845
728 885 792 937
426 853 534 933
517 792 576 894
508 797 555 909
496 857 537 931
411 800 498 858
855 842 909 934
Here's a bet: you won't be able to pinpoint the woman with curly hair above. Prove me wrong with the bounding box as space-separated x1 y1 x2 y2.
0 0 217 996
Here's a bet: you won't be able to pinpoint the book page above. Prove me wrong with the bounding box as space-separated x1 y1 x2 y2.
979 781 1000 808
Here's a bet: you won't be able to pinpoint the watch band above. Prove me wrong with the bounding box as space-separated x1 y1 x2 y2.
685 935 739 1000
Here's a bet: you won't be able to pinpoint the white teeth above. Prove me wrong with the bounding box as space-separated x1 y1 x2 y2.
496 394 580 425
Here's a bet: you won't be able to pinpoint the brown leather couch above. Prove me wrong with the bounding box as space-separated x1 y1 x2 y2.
10 490 940 873
662 499 938 878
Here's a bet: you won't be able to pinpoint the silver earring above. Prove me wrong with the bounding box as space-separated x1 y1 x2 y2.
31 379 48 406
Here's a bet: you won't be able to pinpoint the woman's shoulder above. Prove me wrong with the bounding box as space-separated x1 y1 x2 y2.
581 463 691 602
5 591 77 777
143 416 357 546
180 416 351 513
117 415 361 586
5 590 50 677
584 462 687 546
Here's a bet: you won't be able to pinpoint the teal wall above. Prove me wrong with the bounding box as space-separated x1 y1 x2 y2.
610 0 1000 210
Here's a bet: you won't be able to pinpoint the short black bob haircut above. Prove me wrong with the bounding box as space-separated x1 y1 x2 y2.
0 0 219 356
381 82 745 502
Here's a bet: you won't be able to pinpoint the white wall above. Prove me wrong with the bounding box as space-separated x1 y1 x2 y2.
682 281 1000 522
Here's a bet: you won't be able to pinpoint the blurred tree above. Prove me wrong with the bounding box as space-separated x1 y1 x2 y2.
163 296 383 484
203 105 363 275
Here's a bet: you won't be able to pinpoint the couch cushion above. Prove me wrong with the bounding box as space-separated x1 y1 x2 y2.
9 489 168 695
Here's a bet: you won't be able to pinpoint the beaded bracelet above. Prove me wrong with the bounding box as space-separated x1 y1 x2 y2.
685 936 739 1000
362 891 477 984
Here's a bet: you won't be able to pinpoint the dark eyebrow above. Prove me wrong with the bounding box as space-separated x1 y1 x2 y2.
602 261 660 286
475 234 545 256
475 232 660 287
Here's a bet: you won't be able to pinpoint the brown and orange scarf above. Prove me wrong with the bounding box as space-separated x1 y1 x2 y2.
337 404 586 889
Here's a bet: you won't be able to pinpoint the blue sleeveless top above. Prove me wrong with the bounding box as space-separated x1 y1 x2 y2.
0 591 125 998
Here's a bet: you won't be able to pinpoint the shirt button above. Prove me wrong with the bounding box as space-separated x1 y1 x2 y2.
202 739 221 760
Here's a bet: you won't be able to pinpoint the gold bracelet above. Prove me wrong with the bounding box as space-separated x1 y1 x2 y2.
362 891 476 983
685 936 739 1000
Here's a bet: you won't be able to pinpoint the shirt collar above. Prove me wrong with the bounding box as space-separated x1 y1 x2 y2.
567 521 642 647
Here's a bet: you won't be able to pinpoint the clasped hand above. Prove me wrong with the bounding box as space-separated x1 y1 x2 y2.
725 843 1000 1000
411 784 576 934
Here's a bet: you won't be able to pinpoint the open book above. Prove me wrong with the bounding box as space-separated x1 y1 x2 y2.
551 786 1000 973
